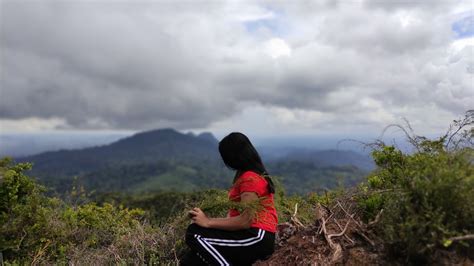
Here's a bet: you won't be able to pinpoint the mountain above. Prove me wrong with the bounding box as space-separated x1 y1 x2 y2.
0 132 129 157
21 128 218 169
278 149 375 171
197 132 219 145
17 128 372 195
19 128 227 193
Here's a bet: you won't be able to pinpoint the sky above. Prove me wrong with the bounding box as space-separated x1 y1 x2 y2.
0 0 473 141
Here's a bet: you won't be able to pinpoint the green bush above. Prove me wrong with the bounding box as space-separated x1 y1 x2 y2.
0 157 50 260
359 124 474 263
0 157 173 264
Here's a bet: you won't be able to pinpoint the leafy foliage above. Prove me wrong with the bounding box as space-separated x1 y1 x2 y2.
0 157 166 264
358 111 474 263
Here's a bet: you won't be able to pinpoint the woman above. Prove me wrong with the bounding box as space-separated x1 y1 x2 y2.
182 132 278 266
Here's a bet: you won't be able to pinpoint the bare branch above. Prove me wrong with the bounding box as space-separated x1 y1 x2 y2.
356 231 375 247
329 219 351 239
291 203 306 228
368 209 384 228
446 110 474 149
334 219 355 245
336 201 362 228
448 234 474 242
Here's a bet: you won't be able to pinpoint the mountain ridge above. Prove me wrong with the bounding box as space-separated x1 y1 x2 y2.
17 128 371 194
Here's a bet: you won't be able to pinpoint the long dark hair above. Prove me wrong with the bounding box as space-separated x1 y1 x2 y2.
218 132 275 194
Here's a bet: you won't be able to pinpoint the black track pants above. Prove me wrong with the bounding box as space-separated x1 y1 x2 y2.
182 223 275 266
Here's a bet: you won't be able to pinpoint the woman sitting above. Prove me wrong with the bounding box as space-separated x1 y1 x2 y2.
181 132 278 266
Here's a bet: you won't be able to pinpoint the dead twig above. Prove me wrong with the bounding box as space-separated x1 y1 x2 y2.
320 217 342 261
356 231 375 247
368 209 384 228
448 234 474 242
329 218 351 239
16 229 27 251
336 201 362 228
31 240 51 266
291 203 306 228
334 219 355 245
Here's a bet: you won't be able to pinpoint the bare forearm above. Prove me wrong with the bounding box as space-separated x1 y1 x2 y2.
189 192 259 231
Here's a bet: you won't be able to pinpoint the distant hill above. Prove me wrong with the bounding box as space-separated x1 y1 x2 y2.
260 147 373 194
279 149 374 171
18 128 372 195
19 129 226 192
0 132 130 157
21 129 218 171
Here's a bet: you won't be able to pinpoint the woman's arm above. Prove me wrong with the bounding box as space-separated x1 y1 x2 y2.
189 192 258 231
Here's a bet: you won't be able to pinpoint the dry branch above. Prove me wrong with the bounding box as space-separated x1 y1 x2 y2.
290 203 306 228
336 201 362 227
448 234 474 242
334 219 355 245
329 218 351 239
368 209 384 228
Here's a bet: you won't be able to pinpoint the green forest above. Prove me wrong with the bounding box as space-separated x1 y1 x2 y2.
1 112 473 265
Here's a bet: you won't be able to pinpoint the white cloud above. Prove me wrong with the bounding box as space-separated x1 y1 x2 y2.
0 0 472 138
0 117 69 133
449 37 474 54
263 38 292 59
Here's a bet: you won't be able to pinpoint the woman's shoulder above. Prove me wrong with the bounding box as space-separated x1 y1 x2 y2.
238 170 264 181
240 170 260 178
236 171 266 185
235 170 268 196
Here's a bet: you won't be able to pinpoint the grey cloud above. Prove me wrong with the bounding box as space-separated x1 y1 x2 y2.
363 0 451 11
0 0 471 132
1 1 237 130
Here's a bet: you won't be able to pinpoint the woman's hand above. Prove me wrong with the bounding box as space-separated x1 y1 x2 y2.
188 207 211 228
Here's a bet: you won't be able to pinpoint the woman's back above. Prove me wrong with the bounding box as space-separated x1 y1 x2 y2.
228 171 278 233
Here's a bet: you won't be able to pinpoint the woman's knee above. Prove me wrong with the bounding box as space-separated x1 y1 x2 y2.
185 223 200 244
186 223 200 235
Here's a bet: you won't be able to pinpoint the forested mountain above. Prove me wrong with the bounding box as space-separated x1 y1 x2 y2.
273 149 374 171
20 128 219 174
18 128 371 194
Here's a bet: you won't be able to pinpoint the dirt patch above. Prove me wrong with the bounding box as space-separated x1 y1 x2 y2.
255 223 384 265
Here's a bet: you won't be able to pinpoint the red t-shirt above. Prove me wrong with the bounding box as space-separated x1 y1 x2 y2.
228 171 278 233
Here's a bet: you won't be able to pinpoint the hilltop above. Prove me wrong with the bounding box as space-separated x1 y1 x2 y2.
18 128 226 193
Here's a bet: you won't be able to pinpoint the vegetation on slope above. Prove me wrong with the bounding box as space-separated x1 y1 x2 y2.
0 155 325 264
1 111 472 264
0 157 166 264
259 111 474 265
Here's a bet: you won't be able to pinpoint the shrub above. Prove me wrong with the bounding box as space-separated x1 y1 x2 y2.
0 157 170 264
358 113 474 263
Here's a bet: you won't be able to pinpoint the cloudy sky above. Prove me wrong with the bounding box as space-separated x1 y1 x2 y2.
0 0 472 139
